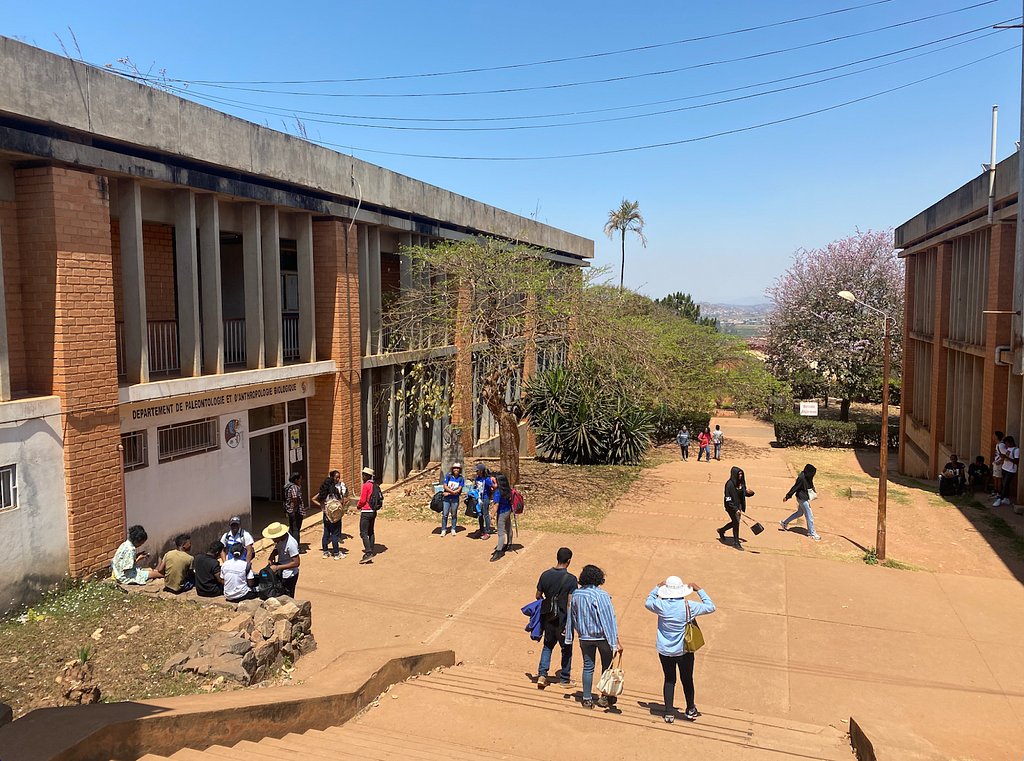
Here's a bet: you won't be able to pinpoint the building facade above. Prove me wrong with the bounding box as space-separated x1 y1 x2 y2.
896 151 1021 501
0 38 592 611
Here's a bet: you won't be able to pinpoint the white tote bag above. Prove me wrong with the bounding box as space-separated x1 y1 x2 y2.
596 651 625 696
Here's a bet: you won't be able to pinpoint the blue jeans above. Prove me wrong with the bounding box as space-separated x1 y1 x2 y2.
538 617 572 682
579 639 613 700
698 446 709 462
713 442 722 459
477 497 492 534
442 499 459 532
783 499 818 537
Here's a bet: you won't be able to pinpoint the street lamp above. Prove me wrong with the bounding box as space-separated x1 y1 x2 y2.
838 290 895 562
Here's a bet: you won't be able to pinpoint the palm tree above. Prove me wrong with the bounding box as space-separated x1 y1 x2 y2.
604 199 647 291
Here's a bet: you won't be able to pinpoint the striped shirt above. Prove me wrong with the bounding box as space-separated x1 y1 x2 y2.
565 585 618 646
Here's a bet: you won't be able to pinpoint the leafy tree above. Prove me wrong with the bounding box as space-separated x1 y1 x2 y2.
604 200 647 291
655 291 718 329
764 229 903 422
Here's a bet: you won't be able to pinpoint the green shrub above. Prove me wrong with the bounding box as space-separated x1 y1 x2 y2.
525 363 655 465
654 408 711 443
773 414 899 448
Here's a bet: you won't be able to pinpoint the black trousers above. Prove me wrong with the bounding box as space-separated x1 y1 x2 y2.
359 511 377 554
660 652 696 712
287 511 304 545
1001 470 1017 501
281 573 298 598
680 444 689 460
719 506 740 541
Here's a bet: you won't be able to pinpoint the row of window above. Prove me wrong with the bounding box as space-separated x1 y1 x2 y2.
122 417 219 471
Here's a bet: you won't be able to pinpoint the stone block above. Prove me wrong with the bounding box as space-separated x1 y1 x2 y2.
270 601 300 621
293 599 312 618
200 632 252 658
272 619 291 646
252 664 268 684
253 640 279 668
241 649 257 677
254 608 275 639
161 652 189 674
210 655 249 684
295 614 312 634
236 599 262 616
291 622 305 640
296 633 317 656
182 656 216 675
218 614 253 634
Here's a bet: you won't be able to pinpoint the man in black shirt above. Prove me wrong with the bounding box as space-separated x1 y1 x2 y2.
940 455 966 496
535 547 578 689
194 540 225 598
969 456 992 493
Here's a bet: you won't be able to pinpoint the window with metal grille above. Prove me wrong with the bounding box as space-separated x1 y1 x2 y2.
0 464 17 511
157 418 219 462
121 431 148 471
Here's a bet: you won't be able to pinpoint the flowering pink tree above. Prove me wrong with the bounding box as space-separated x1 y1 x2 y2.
765 229 904 421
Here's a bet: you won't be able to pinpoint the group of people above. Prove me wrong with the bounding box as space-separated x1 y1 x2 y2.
532 547 715 722
937 431 1020 509
438 462 517 563
675 425 724 462
714 463 821 548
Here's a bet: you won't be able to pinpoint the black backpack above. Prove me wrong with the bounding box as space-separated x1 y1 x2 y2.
368 482 384 511
255 566 285 600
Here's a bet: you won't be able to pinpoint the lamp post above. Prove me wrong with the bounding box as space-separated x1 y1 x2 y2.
838 290 894 562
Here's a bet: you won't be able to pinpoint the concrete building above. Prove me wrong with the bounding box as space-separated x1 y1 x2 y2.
896 151 1020 501
0 37 592 612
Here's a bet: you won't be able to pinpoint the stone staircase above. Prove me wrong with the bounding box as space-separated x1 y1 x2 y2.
137 665 854 761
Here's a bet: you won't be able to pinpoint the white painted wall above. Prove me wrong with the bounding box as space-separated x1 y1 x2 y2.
0 397 69 614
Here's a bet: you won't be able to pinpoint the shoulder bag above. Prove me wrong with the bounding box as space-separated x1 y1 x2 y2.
595 651 625 697
682 600 705 653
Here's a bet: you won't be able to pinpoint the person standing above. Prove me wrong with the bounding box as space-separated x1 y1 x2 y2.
441 463 464 537
992 431 1008 501
220 517 255 563
262 522 301 597
712 425 724 461
645 577 715 723
474 463 497 540
565 564 622 710
490 472 515 562
717 467 755 549
780 464 820 540
996 436 1019 508
283 472 305 552
357 467 381 564
221 543 258 603
676 426 690 461
535 547 578 690
111 525 164 585
697 428 711 462
155 533 194 594
313 470 348 559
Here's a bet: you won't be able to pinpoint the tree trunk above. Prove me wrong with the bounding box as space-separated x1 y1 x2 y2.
620 230 625 291
840 398 851 422
498 409 521 486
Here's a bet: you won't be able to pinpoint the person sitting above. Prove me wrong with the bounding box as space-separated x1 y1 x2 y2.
111 525 164 585
221 543 258 603
939 454 967 496
194 540 225 598
968 456 992 493
155 533 194 594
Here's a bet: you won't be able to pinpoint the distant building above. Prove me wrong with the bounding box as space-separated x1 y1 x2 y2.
895 151 1019 496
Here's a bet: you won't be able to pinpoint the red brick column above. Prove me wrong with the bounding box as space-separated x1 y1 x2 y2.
899 255 915 474
927 243 953 478
15 166 122 576
982 222 1015 456
309 219 363 492
0 200 26 395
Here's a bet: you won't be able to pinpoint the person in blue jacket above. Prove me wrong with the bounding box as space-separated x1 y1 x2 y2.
644 577 715 723
676 426 690 461
441 463 464 537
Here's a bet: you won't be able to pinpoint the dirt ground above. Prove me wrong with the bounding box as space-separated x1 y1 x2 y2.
0 580 234 718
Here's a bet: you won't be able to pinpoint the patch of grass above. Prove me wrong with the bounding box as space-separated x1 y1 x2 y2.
862 548 879 565
860 547 929 571
834 486 853 500
978 512 1024 557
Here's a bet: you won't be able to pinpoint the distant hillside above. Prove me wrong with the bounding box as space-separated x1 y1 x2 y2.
700 302 770 340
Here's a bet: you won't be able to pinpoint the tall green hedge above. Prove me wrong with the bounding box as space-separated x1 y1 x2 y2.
773 414 899 448
655 408 712 443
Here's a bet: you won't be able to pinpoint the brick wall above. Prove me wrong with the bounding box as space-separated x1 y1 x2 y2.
899 254 915 474
308 218 363 493
0 200 26 396
981 222 1015 458
927 243 953 478
110 219 177 323
14 165 123 576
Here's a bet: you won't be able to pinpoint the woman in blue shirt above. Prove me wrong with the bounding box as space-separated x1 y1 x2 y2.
474 463 497 540
565 564 622 709
644 577 715 723
441 463 464 537
490 472 515 562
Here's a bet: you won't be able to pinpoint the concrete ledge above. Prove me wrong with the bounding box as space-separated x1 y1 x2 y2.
118 362 336 404
0 396 61 425
849 716 946 761
0 646 454 761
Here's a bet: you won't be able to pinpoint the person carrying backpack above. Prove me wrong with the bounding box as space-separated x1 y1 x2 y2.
357 467 383 564
474 463 497 540
676 426 690 461
490 472 516 562
441 463 465 537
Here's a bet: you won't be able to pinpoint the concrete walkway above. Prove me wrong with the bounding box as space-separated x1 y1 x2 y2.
285 417 1024 761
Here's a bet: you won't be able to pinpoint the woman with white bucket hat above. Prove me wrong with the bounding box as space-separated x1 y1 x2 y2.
644 577 715 723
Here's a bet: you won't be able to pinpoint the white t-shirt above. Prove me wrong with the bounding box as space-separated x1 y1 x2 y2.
221 529 254 551
712 430 724 444
276 535 300 579
1003 447 1019 474
221 557 255 601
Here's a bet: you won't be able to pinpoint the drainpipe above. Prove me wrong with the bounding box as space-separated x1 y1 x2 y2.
117 443 127 531
988 105 998 224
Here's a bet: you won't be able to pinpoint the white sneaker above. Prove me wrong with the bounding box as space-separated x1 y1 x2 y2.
994 498 1005 507
450 529 457 536
440 529 447 537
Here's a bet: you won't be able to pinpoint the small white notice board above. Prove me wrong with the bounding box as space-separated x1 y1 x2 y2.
799 402 819 417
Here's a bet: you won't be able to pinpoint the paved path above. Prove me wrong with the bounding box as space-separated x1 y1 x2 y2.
286 417 1024 761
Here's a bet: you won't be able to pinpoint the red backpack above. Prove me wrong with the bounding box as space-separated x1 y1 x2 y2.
511 488 525 515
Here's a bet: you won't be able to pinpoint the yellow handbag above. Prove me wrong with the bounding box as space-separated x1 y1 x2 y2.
683 600 705 653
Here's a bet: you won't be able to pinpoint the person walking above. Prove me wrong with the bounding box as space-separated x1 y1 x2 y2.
992 430 1008 501
697 428 711 462
441 463 464 537
565 564 622 710
283 472 305 552
717 467 755 549
490 473 515 562
712 425 724 461
995 436 1019 508
780 464 820 540
676 426 690 461
111 525 164 585
262 522 300 597
313 469 348 558
644 577 715 723
535 547 578 690
474 463 497 540
357 467 381 564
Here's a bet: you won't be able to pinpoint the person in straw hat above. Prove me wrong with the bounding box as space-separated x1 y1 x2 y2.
262 522 300 597
356 467 381 564
644 577 715 723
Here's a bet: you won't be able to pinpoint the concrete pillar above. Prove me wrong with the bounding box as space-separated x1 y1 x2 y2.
197 195 224 375
118 178 149 384
296 212 316 363
399 232 413 353
368 227 382 355
383 365 398 484
982 222 1016 454
358 225 370 356
397 366 409 478
363 367 375 473
174 190 202 377
241 203 265 370
928 242 953 477
260 206 283 368
899 255 915 475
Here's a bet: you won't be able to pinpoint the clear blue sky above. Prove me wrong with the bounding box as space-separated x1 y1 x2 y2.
4 0 1022 303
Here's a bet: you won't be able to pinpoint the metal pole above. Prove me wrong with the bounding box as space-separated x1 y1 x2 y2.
1015 5 1024 374
988 105 998 224
877 317 890 562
